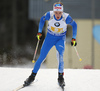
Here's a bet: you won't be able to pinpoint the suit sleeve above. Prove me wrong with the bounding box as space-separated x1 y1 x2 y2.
65 15 77 39
38 12 50 33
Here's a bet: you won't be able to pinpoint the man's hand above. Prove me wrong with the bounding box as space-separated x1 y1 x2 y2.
71 38 77 46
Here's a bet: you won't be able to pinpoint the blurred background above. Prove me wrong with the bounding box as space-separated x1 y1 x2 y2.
0 0 100 69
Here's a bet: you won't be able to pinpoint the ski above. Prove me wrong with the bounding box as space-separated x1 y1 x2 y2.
13 84 25 91
58 84 65 91
13 79 38 91
58 82 65 91
60 85 65 91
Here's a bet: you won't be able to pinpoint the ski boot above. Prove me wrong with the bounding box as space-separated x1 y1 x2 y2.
24 72 36 86
58 72 65 87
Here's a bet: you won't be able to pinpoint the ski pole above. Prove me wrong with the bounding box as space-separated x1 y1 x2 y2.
32 40 40 63
74 47 82 61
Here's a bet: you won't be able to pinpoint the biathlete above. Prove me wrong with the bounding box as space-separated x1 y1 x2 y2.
24 2 77 87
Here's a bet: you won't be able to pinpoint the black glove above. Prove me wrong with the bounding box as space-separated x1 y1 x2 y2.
71 38 77 46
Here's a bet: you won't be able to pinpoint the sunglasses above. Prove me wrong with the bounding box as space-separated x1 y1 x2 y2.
54 4 62 7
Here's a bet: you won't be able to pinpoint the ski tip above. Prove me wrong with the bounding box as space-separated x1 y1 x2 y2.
13 85 24 91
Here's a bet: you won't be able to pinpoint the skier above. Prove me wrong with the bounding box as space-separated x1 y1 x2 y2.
24 2 77 87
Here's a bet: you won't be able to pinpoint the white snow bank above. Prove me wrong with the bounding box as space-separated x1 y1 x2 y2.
0 67 100 91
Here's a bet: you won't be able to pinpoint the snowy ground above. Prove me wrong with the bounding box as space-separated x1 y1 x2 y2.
0 67 100 91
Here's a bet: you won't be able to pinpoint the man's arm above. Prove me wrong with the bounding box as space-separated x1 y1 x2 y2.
65 15 77 39
38 12 50 33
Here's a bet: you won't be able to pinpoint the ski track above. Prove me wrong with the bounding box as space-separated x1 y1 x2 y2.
0 67 100 91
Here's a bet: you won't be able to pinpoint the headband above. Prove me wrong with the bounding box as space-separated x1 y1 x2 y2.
53 4 63 12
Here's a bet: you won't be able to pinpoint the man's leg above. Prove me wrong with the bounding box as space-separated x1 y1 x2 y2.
55 39 65 86
56 39 65 73
32 38 54 73
24 34 55 86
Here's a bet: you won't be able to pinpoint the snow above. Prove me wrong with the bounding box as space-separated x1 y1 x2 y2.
0 67 100 91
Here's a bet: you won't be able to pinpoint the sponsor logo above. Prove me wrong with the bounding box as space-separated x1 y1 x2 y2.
54 22 60 27
51 26 63 33
54 7 62 9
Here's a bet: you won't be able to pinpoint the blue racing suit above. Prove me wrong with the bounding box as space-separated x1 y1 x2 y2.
32 11 77 73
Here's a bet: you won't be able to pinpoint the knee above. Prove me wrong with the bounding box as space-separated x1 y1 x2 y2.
56 46 64 55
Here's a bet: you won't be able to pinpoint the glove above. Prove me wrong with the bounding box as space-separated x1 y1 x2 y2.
37 33 42 40
71 38 77 46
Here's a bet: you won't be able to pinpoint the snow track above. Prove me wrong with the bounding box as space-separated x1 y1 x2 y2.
0 67 100 91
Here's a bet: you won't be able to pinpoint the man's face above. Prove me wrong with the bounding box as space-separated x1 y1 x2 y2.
54 11 63 20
